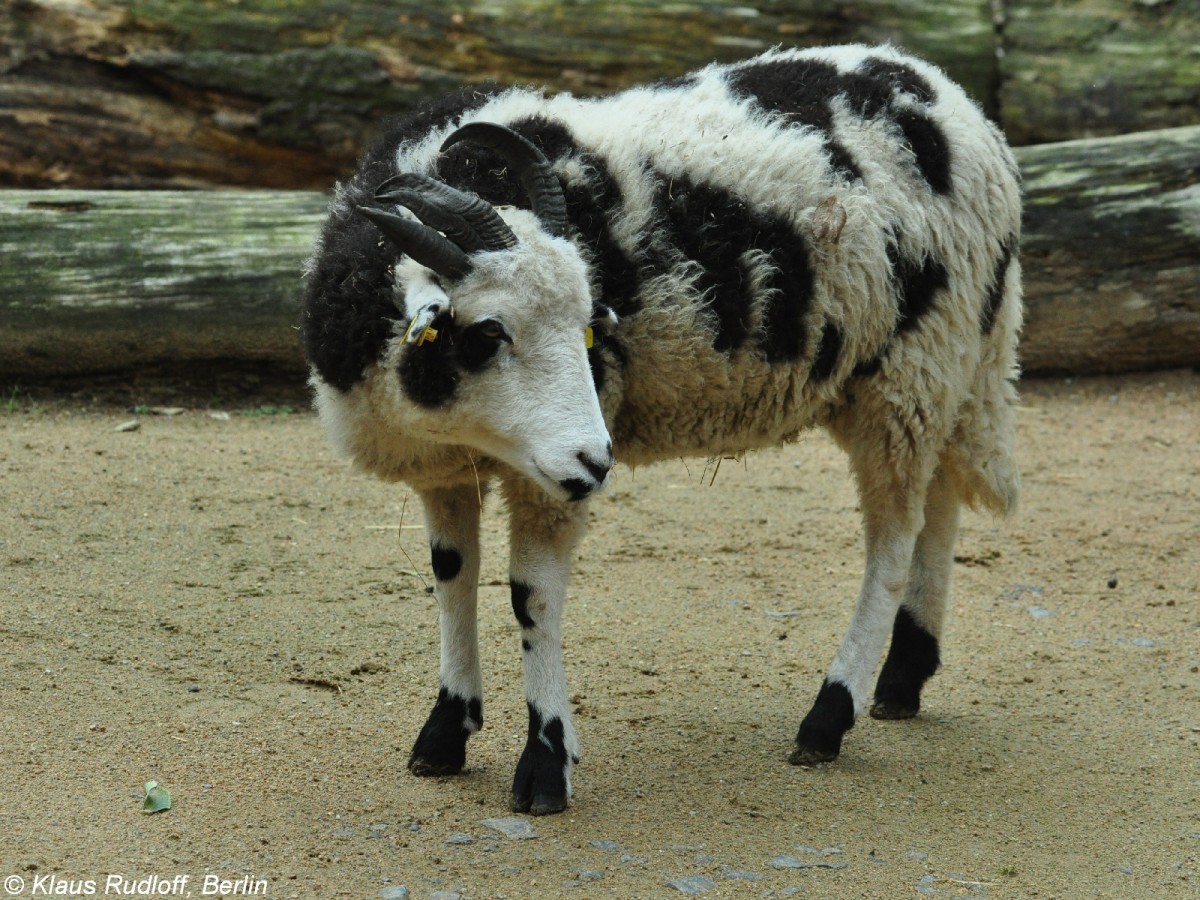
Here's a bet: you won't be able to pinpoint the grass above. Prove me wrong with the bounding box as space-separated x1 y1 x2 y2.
237 404 296 417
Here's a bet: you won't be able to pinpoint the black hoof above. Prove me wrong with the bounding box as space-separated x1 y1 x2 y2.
408 688 480 778
792 679 855 765
869 697 921 720
871 608 939 721
511 705 571 815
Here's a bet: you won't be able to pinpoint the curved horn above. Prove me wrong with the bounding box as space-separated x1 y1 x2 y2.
356 206 471 281
376 173 517 253
440 122 568 238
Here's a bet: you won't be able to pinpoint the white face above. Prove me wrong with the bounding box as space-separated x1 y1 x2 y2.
391 216 614 502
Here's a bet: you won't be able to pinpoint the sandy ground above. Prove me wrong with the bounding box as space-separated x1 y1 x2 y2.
1 370 1197 900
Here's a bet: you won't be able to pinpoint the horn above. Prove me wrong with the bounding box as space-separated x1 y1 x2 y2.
440 122 568 238
356 206 471 281
375 173 517 253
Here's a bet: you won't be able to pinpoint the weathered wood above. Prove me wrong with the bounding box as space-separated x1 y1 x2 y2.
0 190 328 377
1018 125 1200 376
2 0 997 189
1000 0 1200 145
2 125 1198 379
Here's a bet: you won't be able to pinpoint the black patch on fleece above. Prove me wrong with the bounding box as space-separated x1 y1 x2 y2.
397 314 509 408
430 544 463 582
792 678 856 764
851 355 884 379
655 174 813 360
810 321 843 383
890 245 949 335
726 58 864 182
981 240 1016 336
857 56 937 104
408 686 483 776
894 108 953 195
301 85 502 393
727 54 952 193
510 581 536 629
511 703 571 815
871 607 941 720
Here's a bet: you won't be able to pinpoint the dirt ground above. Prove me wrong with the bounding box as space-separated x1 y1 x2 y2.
1 370 1197 900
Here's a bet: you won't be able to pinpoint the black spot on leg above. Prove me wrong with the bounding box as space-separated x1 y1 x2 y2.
981 240 1016 336
522 639 532 653
430 544 463 582
409 687 482 776
511 703 571 815
871 608 941 720
510 581 535 629
792 679 855 764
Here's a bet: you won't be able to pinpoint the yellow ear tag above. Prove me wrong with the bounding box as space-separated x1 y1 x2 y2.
417 325 439 346
584 325 594 350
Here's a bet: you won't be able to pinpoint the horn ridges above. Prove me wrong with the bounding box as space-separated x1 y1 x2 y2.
376 173 517 253
357 206 471 281
440 121 569 238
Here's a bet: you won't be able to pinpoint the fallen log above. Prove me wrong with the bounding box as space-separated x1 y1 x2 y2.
0 0 994 189
998 0 1200 146
1 125 1197 380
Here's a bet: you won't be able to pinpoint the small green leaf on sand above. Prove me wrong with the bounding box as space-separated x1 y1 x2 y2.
143 780 172 813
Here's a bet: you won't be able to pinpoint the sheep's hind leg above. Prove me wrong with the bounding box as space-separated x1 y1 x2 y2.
792 459 930 764
871 470 959 720
409 485 484 777
504 478 587 815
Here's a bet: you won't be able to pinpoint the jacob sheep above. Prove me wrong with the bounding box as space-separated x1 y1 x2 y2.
301 44 1022 815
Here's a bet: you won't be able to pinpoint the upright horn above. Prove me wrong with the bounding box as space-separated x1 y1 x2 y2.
440 122 569 238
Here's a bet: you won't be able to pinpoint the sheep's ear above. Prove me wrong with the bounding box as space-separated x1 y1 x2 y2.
401 281 451 347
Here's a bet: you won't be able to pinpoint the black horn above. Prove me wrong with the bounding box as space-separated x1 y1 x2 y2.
440 122 569 238
376 173 518 253
356 206 471 282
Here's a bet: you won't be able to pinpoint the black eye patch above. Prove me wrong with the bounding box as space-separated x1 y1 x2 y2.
456 319 509 372
397 313 509 408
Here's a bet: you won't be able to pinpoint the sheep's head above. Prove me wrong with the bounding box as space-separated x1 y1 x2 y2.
355 123 613 502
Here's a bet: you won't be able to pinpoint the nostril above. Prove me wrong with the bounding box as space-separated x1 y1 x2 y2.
559 478 593 502
577 450 612 482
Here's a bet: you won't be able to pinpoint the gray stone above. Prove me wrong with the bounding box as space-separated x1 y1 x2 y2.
480 816 538 840
666 874 715 895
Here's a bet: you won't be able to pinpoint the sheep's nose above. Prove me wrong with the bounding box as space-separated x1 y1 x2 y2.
559 445 614 502
577 445 613 482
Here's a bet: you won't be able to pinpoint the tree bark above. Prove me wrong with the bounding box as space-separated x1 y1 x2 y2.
998 0 1200 146
1017 125 1200 376
1 0 995 189
2 126 1198 379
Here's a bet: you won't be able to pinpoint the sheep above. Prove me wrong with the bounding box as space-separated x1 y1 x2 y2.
300 43 1023 815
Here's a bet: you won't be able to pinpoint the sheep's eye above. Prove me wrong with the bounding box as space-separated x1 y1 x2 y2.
476 320 509 342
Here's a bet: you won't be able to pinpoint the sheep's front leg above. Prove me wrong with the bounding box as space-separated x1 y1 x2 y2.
504 478 587 815
408 484 484 777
